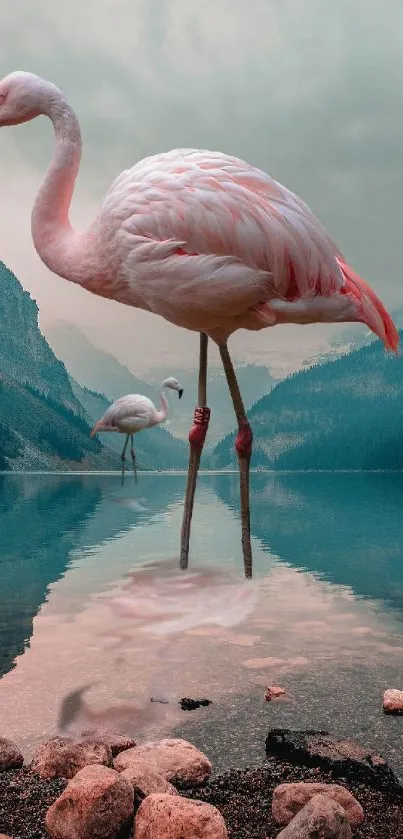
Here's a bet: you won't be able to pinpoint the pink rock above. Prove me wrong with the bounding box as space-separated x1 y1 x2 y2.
0 737 24 770
121 764 178 799
264 686 286 701
277 794 352 838
383 689 403 714
80 727 135 756
31 736 112 779
272 782 364 826
114 738 212 786
45 764 133 839
135 793 228 838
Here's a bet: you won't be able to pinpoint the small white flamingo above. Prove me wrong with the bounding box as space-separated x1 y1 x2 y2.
90 377 183 483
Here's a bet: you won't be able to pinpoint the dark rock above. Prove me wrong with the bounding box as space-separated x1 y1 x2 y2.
179 698 212 711
265 729 403 794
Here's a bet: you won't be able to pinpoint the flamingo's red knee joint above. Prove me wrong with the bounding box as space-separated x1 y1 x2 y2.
235 421 253 459
189 406 211 453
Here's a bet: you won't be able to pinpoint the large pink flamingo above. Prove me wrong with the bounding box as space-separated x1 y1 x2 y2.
0 71 398 577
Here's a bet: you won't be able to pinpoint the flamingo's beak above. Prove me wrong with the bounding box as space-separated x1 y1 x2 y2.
178 388 184 399
90 420 101 438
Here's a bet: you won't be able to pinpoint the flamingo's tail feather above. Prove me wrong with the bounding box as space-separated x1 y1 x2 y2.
337 258 399 353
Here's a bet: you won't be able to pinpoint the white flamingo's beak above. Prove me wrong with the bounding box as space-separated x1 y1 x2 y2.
178 388 184 399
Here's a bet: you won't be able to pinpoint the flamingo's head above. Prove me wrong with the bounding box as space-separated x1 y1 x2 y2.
0 71 65 127
336 258 400 353
90 419 114 438
162 377 184 399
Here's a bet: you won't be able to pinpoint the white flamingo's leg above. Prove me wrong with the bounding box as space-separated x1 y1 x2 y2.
219 342 253 578
121 434 129 486
180 332 210 570
130 434 138 483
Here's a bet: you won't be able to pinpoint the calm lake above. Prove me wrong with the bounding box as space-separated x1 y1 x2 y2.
2 471 403 777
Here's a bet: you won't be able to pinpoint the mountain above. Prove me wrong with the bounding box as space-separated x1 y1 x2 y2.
146 363 276 446
212 333 403 470
315 306 403 362
389 306 403 331
0 264 85 412
45 322 155 402
0 261 117 470
0 376 110 471
46 322 276 448
0 261 187 471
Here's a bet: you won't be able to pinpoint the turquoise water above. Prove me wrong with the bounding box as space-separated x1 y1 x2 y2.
2 472 403 775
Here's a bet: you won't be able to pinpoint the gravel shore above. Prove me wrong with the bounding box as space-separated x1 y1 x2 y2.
2 757 403 838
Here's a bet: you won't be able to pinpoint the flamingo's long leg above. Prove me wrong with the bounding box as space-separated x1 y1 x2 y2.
120 434 129 486
180 332 210 569
218 342 253 579
130 434 138 484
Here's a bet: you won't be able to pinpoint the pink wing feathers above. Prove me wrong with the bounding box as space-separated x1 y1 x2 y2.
97 149 398 351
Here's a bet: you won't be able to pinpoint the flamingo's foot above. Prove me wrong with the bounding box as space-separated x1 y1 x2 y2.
188 406 211 453
235 420 253 459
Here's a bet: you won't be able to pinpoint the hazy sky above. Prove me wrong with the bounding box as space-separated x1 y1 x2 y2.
1 0 402 375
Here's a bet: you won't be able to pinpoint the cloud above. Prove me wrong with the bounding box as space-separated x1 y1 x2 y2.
0 0 402 375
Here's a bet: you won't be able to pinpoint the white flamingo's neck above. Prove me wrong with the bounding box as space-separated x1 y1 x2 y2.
155 387 169 424
31 87 92 285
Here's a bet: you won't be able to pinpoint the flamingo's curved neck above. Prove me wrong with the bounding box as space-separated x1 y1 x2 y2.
155 388 169 424
31 90 92 286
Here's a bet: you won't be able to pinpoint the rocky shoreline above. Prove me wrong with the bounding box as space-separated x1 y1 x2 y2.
1 727 403 838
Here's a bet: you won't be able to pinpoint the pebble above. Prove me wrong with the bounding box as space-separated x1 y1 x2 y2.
265 686 286 701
